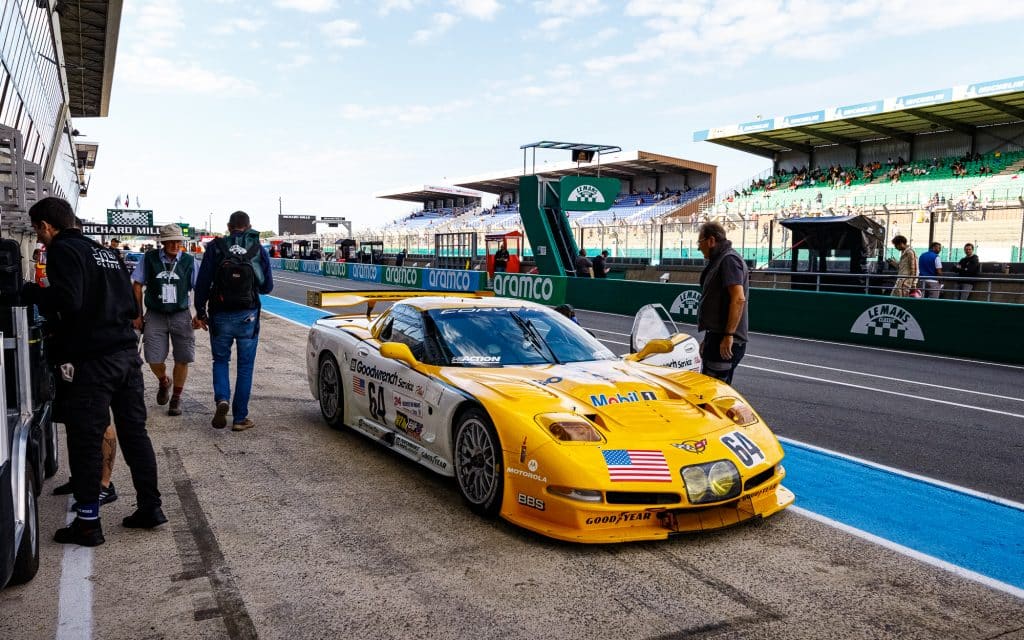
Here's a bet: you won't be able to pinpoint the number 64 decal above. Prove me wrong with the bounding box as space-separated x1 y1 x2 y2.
720 431 765 468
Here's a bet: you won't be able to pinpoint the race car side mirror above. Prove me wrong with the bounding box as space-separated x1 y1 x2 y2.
380 341 417 367
624 338 674 362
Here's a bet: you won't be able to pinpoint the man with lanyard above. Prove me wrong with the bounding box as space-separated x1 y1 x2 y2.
918 241 944 298
131 224 199 416
21 197 164 546
194 211 274 431
696 221 749 385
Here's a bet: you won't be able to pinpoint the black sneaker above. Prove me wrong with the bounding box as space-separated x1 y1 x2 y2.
54 517 105 547
211 400 229 429
168 396 182 416
52 478 74 495
122 507 168 529
70 482 118 511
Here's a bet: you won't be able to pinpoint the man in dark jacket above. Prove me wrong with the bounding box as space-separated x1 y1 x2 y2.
194 211 274 431
696 221 749 384
956 243 980 300
592 250 610 278
21 197 165 547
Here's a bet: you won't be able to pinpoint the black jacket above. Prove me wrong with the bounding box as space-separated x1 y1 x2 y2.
22 229 138 363
957 254 980 277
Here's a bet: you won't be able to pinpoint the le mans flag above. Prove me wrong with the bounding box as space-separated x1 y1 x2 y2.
601 449 672 482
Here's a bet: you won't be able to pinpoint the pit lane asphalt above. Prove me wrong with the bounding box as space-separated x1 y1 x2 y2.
272 270 1024 504
2 293 1022 639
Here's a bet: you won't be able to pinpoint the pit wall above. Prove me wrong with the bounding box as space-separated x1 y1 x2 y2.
270 261 1024 364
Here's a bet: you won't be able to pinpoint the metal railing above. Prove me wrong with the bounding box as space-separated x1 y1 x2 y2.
748 271 1022 303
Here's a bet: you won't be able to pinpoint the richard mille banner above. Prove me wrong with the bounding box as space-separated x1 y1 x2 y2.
83 224 162 236
107 209 154 225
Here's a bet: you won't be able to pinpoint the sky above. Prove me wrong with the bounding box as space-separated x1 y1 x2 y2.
76 0 1024 235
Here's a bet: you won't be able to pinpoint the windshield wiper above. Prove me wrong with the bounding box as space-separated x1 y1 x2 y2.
509 311 560 364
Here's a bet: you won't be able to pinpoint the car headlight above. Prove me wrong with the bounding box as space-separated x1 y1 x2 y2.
712 397 757 426
548 486 603 503
680 460 741 504
535 413 605 442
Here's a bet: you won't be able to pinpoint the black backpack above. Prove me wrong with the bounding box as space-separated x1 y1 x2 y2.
211 237 261 311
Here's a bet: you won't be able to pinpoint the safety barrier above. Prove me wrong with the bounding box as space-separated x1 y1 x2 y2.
271 261 1023 363
271 261 487 293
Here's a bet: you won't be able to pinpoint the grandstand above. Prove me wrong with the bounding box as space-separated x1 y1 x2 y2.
374 184 487 231
695 75 1024 220
372 150 715 243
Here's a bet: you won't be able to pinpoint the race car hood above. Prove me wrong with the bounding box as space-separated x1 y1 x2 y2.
441 360 747 442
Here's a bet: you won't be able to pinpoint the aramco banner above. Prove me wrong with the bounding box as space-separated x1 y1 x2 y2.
559 176 621 212
421 268 485 292
491 273 567 304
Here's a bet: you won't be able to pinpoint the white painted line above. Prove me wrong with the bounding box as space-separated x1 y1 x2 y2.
779 436 1024 511
56 498 93 640
747 355 1024 403
791 506 1024 600
572 308 1024 370
598 338 629 347
741 364 1024 420
261 309 313 329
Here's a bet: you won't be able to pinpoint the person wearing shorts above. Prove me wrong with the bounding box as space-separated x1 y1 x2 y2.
131 224 199 416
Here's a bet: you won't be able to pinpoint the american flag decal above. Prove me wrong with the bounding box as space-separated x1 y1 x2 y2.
352 376 366 396
602 449 672 482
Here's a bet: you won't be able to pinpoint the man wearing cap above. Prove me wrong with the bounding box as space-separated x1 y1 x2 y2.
131 224 199 416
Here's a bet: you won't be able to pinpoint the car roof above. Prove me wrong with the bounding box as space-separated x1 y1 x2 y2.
401 296 547 312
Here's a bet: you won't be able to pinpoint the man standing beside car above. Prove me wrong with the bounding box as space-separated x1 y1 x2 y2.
131 224 200 416
696 221 749 385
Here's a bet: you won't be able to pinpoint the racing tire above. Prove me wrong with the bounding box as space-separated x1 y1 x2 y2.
9 462 40 586
453 408 504 517
318 354 345 430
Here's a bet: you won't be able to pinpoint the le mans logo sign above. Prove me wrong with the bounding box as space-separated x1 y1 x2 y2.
850 304 924 341
559 176 621 212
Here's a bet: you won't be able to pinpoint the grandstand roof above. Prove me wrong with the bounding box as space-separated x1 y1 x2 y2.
59 0 123 117
451 150 716 194
375 184 487 203
695 76 1024 158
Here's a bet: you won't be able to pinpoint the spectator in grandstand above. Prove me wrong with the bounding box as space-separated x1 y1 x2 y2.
592 250 610 279
918 242 944 298
696 222 748 385
574 249 593 278
887 235 918 297
493 242 509 273
956 243 980 300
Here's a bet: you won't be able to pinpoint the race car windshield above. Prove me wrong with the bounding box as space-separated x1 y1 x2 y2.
428 307 617 367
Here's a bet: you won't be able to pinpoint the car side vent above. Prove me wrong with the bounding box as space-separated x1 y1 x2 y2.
606 491 681 505
743 466 776 492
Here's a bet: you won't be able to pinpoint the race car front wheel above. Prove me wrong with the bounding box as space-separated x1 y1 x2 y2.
318 354 345 430
9 461 40 586
454 408 504 517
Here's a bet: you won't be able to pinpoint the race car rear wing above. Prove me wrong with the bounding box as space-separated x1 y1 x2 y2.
306 289 493 317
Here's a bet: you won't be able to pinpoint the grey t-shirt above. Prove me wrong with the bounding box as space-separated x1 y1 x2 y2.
698 250 749 342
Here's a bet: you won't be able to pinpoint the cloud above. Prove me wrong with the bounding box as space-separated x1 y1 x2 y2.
340 99 474 125
379 0 423 14
539 17 568 31
275 54 314 70
272 0 337 12
321 20 366 47
211 18 265 35
585 0 1024 74
448 0 501 20
412 12 460 43
535 0 605 18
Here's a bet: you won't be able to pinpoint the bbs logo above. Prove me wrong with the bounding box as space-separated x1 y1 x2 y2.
518 493 545 511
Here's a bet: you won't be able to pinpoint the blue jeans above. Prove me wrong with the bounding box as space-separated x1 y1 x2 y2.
210 309 260 422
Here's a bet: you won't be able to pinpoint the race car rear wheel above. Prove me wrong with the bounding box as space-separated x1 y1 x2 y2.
454 408 503 517
318 354 345 430
9 461 40 586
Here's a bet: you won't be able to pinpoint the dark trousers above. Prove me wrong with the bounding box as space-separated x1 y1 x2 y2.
59 348 161 511
700 333 747 385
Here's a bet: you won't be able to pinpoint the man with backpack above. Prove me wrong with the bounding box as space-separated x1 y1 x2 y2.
194 211 274 431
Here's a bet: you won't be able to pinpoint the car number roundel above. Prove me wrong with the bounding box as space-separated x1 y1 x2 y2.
720 430 765 468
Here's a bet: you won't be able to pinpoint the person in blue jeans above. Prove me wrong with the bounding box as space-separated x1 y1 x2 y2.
194 211 273 431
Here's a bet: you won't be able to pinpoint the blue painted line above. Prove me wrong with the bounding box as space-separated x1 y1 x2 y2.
261 287 1024 592
781 440 1024 591
261 295 331 326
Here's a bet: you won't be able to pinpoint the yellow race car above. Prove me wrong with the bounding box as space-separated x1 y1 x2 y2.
306 290 793 543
